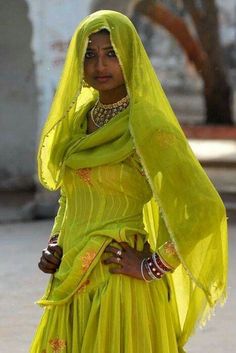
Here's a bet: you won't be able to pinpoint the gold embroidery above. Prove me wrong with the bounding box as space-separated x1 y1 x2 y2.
77 279 90 294
163 241 177 256
155 131 176 148
75 168 92 185
49 338 66 353
81 251 97 272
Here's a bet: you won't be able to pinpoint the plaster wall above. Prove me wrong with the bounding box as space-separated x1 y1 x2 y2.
0 0 38 190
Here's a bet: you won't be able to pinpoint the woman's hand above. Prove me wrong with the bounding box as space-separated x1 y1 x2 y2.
38 242 63 274
103 241 152 280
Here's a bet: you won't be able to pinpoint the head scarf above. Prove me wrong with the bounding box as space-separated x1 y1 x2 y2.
37 10 227 350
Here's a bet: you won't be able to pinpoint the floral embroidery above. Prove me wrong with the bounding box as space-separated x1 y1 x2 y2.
155 131 176 148
49 338 66 353
163 241 177 256
77 279 90 294
75 168 92 185
81 251 97 272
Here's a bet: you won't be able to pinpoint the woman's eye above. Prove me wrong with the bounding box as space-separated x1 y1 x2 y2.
107 50 116 57
85 51 95 59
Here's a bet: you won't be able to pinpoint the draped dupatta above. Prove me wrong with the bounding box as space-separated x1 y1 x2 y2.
37 10 228 350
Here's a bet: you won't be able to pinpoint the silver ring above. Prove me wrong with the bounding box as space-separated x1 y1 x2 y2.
116 257 121 263
116 249 122 257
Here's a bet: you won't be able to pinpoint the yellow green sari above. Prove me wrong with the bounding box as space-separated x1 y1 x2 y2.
31 10 228 353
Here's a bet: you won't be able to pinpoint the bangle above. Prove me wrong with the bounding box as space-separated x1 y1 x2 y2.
146 257 164 279
140 252 173 282
48 234 59 244
144 259 158 280
153 253 172 272
140 259 153 282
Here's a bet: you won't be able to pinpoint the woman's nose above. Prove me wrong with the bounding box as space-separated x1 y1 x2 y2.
95 55 107 70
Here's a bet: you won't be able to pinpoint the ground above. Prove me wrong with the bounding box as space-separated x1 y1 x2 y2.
0 217 235 353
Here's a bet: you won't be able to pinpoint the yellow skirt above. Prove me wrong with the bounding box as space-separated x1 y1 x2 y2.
30 254 180 353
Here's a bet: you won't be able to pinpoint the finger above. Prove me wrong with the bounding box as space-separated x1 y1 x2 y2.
103 256 122 265
43 250 61 265
40 256 59 269
38 262 55 274
144 242 151 252
119 242 130 250
53 245 63 258
48 244 63 258
104 245 122 256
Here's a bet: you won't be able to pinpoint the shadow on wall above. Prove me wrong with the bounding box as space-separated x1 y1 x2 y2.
0 0 38 192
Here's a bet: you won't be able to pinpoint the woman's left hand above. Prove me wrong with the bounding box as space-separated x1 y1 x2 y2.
103 241 152 280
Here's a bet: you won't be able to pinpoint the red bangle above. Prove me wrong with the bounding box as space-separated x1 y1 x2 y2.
154 253 172 272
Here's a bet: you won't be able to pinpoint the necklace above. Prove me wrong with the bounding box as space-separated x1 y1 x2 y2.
91 95 129 128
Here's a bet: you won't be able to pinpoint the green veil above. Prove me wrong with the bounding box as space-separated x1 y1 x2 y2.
37 10 228 350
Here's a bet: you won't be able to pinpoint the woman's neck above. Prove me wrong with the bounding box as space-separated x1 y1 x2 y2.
99 85 127 104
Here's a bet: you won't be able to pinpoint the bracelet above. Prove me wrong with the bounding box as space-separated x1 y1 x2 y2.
146 257 164 279
144 259 158 280
152 253 167 275
141 259 153 282
154 252 172 272
48 234 59 244
140 252 172 282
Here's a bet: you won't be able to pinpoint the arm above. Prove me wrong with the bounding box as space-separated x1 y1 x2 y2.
38 187 66 274
156 216 180 271
103 206 180 280
48 187 67 242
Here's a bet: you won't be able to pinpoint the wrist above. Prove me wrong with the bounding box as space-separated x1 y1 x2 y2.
48 234 59 244
140 252 172 282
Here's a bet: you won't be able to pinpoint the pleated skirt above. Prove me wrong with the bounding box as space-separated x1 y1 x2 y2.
30 255 179 353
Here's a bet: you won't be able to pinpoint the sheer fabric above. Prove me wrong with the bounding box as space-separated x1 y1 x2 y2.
35 10 228 352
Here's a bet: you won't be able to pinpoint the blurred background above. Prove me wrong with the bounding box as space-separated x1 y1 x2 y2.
0 1 235 352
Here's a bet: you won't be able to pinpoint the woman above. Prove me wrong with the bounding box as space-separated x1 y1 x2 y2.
30 10 228 353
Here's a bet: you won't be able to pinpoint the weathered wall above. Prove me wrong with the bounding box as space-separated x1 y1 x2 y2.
0 0 38 190
0 0 93 191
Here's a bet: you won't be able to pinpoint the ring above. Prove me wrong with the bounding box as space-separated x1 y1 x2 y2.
116 249 122 257
116 257 121 263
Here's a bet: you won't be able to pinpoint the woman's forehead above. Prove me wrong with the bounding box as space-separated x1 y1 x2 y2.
87 31 112 48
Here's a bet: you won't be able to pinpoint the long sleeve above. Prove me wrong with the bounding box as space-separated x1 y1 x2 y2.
49 187 67 239
156 215 180 270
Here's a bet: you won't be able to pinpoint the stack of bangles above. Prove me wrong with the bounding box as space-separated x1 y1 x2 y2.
141 252 173 282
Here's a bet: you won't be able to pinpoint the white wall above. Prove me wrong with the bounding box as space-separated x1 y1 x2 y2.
27 0 93 132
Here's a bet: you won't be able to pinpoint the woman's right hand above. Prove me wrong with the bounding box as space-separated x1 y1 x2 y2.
38 242 63 274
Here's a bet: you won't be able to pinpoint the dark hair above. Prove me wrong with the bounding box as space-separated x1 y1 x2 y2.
97 28 110 35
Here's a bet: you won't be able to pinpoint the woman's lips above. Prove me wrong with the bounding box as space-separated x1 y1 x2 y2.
95 76 112 83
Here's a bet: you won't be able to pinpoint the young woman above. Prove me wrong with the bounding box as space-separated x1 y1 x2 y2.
31 10 228 353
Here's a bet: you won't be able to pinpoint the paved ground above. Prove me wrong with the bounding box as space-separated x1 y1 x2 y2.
0 217 235 353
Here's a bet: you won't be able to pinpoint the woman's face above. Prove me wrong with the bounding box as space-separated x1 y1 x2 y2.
83 31 126 97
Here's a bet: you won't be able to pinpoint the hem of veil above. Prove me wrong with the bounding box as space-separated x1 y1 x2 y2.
128 118 219 306
35 238 110 307
37 84 97 191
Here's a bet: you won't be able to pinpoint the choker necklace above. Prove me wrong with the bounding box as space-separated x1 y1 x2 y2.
91 95 129 128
